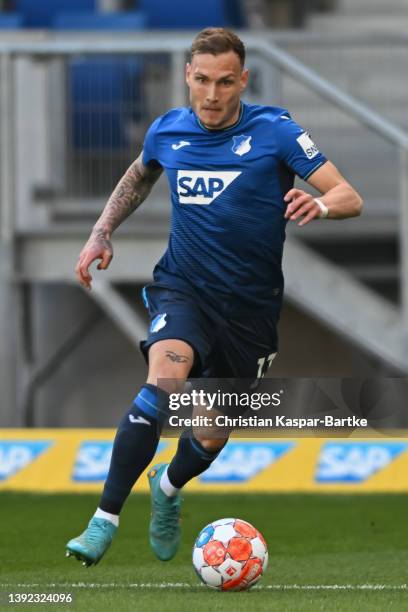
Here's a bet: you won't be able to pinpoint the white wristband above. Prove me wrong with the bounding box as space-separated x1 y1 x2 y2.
314 198 329 219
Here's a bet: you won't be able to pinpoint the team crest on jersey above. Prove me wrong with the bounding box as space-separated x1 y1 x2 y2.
177 170 241 204
231 134 252 156
150 313 167 333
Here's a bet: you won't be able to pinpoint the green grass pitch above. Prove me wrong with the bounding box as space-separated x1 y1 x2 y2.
0 492 408 611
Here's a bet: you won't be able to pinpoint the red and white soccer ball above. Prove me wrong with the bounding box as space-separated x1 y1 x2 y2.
192 518 268 591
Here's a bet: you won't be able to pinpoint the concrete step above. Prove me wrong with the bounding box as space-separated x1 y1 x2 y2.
283 76 408 113
283 102 408 131
283 46 408 96
278 47 408 127
282 94 406 126
308 13 408 32
338 0 408 15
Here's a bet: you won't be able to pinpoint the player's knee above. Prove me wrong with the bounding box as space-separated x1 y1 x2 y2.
147 366 187 395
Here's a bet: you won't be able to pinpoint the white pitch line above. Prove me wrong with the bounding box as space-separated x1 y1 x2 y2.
0 583 407 591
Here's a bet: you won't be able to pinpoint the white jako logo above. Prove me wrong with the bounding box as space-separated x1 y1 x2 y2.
172 140 191 150
129 414 151 426
177 170 241 205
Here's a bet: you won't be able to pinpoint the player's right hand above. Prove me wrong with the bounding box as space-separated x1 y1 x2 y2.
75 233 113 290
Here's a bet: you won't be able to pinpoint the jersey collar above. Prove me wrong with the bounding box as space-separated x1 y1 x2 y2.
193 102 244 133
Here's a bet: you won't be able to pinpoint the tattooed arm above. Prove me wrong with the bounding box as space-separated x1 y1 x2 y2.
76 152 162 289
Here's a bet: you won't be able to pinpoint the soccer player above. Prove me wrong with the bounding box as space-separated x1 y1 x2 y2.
66 27 362 566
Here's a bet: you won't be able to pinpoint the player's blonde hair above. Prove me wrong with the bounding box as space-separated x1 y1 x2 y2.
191 27 246 67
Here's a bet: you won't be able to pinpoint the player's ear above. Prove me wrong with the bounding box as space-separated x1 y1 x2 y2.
186 62 191 85
240 68 249 92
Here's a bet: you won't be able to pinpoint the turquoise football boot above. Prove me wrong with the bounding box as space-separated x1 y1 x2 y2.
148 463 181 561
65 517 117 567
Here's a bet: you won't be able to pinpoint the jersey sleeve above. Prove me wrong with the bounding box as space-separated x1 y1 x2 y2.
275 112 327 180
142 117 162 166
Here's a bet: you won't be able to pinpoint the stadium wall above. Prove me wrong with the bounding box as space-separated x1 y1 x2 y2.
1 429 408 493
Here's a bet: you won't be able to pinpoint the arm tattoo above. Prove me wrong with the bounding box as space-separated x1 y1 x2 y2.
91 227 113 251
92 152 162 237
165 351 190 364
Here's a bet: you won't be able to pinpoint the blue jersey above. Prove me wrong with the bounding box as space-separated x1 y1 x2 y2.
142 102 327 316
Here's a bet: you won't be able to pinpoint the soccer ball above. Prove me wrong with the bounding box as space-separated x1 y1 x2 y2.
192 518 268 591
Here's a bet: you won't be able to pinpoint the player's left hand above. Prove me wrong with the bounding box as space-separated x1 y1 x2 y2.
284 188 321 227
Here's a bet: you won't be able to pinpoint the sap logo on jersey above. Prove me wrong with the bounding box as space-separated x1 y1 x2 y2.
177 170 241 205
199 441 294 482
72 441 167 481
296 132 319 160
315 442 408 483
0 441 52 481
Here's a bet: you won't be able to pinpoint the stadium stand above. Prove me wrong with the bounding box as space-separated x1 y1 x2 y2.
137 0 246 29
52 11 147 31
53 11 147 151
0 12 23 27
9 0 245 30
15 0 96 28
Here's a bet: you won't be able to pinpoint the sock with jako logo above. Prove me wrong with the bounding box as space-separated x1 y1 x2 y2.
99 384 169 515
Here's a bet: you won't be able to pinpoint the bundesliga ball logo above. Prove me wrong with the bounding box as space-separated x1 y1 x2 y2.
192 518 268 591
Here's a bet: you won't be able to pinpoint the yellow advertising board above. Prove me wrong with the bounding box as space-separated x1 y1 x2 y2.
1 429 408 493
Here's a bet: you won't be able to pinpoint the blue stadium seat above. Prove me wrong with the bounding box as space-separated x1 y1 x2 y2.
53 10 147 31
0 13 24 28
138 0 245 29
53 12 146 151
15 0 96 28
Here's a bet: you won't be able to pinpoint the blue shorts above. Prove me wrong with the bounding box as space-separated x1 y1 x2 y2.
140 283 279 380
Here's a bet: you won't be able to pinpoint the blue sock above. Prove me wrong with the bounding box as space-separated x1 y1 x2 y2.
166 430 226 489
99 384 169 514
